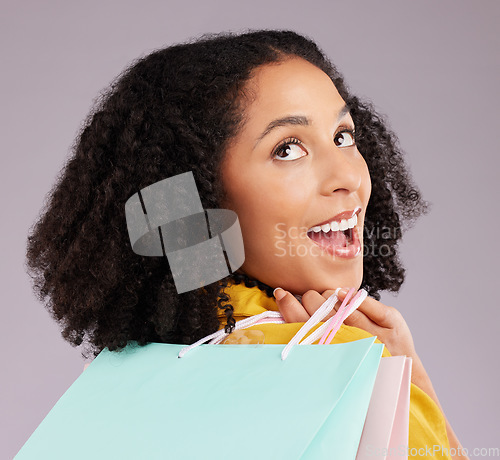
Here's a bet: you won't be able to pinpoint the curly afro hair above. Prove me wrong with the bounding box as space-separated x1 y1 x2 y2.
25 29 430 359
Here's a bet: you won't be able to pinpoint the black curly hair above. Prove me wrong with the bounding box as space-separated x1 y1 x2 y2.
25 29 430 359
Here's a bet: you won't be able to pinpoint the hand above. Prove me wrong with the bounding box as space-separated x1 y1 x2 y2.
275 287 469 457
274 287 418 362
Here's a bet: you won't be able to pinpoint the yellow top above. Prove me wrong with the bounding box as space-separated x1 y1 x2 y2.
218 282 452 460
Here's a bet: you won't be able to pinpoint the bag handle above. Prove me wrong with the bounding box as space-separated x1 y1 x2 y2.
279 288 342 360
320 289 366 344
178 311 285 358
178 288 368 359
280 288 367 360
298 289 367 346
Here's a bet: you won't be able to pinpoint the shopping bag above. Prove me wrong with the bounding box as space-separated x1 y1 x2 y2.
15 336 383 460
16 288 413 460
356 356 412 459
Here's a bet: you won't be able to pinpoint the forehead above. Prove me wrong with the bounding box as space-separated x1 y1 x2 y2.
242 57 345 116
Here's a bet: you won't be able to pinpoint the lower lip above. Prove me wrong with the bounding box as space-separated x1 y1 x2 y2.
307 226 361 259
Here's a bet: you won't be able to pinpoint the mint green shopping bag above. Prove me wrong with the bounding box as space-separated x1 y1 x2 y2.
16 337 383 460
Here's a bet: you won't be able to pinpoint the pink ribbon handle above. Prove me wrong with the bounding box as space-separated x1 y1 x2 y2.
319 288 367 345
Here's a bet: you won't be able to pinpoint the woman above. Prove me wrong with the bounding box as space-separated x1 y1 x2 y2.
25 29 466 458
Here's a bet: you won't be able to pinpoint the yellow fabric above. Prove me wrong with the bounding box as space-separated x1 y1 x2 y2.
218 282 452 460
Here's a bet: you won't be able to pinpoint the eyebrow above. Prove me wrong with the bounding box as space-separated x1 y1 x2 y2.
253 103 351 149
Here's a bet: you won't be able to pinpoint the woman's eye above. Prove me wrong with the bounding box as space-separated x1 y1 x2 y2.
334 130 355 148
272 139 307 161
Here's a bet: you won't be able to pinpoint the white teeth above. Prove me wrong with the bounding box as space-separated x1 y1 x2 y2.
309 213 358 233
330 221 340 232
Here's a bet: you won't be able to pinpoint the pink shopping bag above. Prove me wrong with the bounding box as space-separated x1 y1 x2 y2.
357 355 412 459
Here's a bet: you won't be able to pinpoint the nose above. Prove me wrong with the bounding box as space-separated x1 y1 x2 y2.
316 141 363 196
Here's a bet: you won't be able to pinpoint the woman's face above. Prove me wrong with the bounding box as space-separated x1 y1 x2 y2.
220 57 371 295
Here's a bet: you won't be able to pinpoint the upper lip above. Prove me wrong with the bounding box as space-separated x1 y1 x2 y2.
308 206 362 230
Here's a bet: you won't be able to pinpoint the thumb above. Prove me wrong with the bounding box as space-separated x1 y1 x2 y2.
273 288 310 322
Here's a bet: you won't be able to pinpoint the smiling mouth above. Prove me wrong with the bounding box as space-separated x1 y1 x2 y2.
306 222 361 259
307 226 353 247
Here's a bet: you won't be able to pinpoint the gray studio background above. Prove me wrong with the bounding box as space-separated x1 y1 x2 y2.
2 1 499 458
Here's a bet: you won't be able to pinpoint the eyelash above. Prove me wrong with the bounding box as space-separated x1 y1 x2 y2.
271 126 357 160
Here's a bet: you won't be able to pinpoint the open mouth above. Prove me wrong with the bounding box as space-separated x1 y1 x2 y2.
307 226 354 247
306 210 361 258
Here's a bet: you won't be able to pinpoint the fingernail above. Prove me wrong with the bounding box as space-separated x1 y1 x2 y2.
338 287 350 296
273 287 287 301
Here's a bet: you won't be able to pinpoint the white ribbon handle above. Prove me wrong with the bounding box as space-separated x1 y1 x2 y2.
178 288 367 360
178 310 284 358
280 288 341 360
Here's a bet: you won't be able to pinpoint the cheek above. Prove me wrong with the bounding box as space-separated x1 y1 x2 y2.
220 161 270 230
222 180 295 260
359 159 372 203
221 155 286 219
364 170 372 202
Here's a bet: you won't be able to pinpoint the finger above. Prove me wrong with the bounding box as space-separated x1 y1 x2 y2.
301 290 333 317
337 289 395 328
321 289 338 299
342 308 384 337
320 289 344 321
273 288 310 323
324 288 357 319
